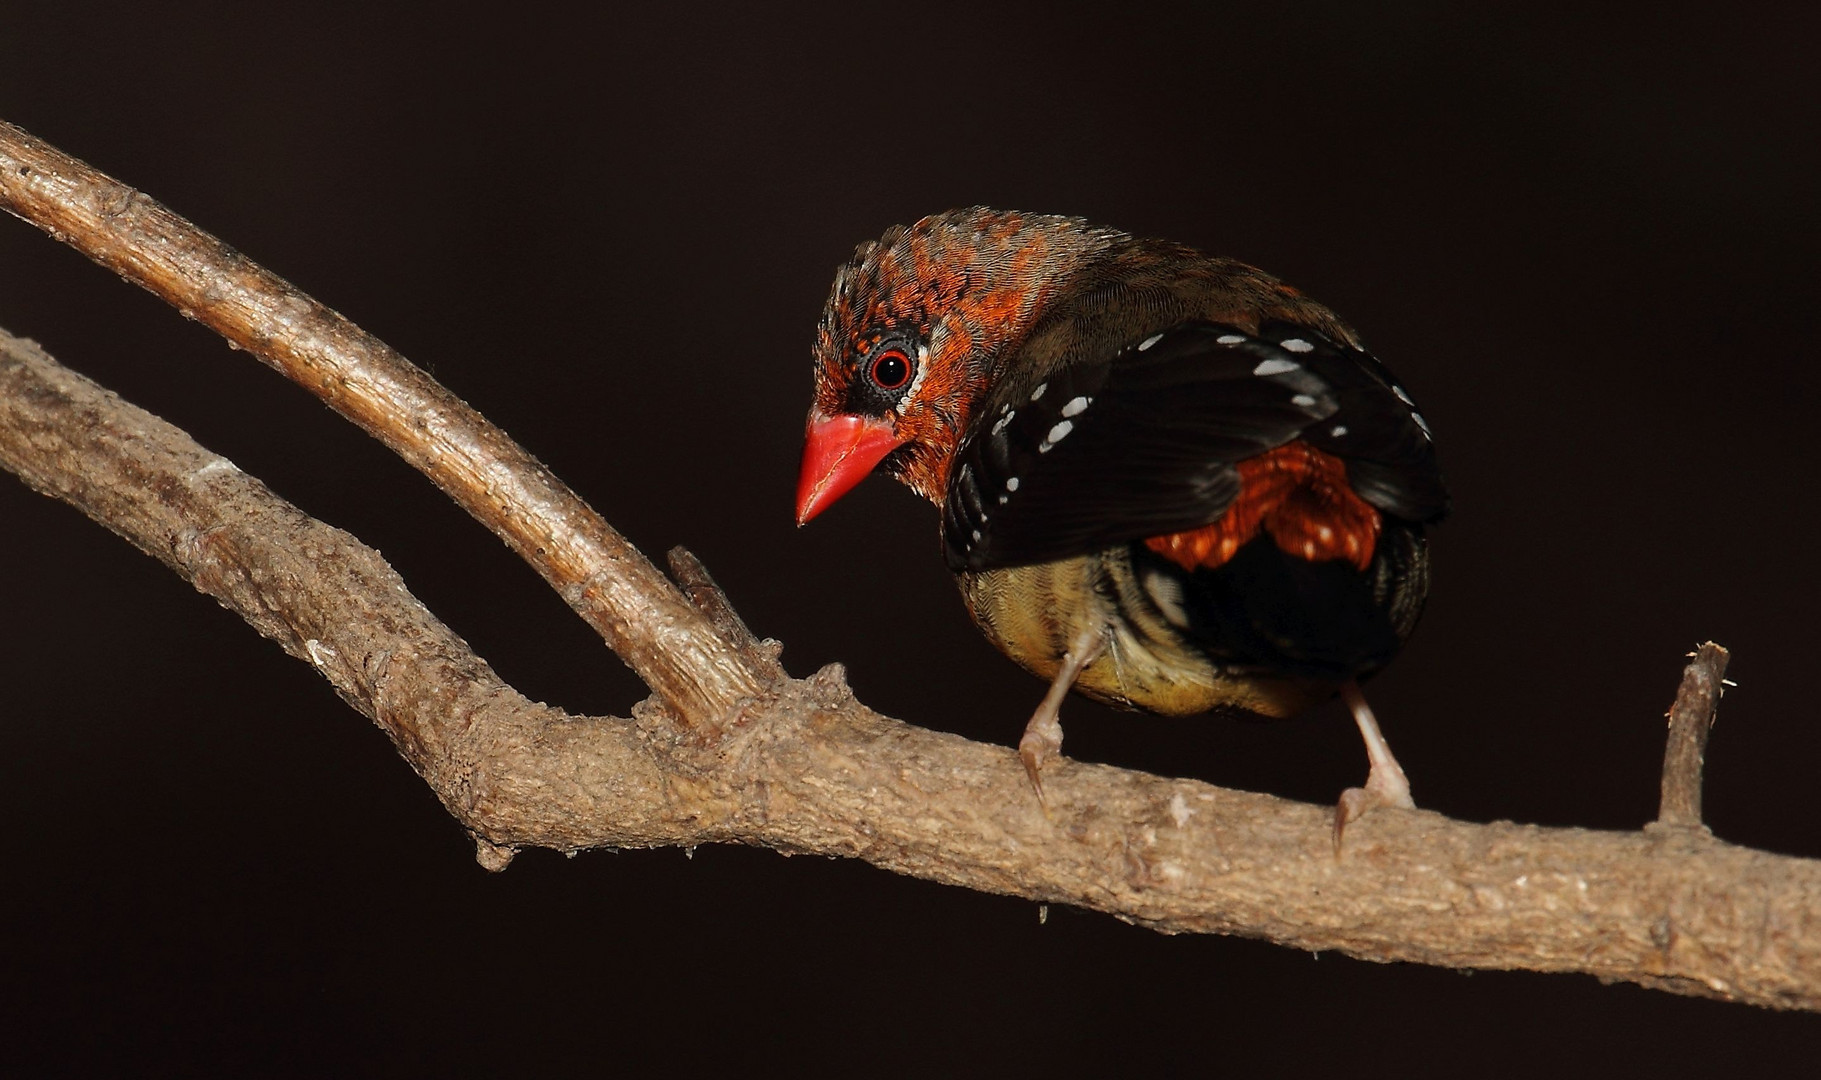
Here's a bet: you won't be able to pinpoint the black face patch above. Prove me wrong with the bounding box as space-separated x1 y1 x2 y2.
941 321 1446 573
841 331 921 417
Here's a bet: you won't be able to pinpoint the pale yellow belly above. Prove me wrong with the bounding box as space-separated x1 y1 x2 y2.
955 548 1330 718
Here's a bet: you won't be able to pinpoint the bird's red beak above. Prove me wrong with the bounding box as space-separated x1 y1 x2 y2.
796 413 905 525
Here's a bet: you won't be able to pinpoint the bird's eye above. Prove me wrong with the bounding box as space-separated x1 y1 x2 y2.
869 348 912 391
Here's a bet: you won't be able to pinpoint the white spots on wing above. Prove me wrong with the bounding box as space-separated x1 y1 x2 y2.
1060 395 1091 417
1216 333 1246 345
992 409 1015 436
1292 394 1317 407
1005 476 1021 492
1253 358 1301 376
1318 525 1333 541
1029 382 1048 401
1377 381 1431 439
1038 419 1074 452
997 494 1009 505
1280 338 1315 354
1138 332 1164 351
1331 425 1348 437
971 529 982 543
998 402 1011 415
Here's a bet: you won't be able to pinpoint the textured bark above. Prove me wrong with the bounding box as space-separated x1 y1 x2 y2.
4 120 1820 1013
0 121 764 726
7 314 1820 1013
1659 643 1729 829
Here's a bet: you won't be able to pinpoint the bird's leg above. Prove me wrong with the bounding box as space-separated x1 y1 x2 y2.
1333 679 1416 852
1019 623 1107 805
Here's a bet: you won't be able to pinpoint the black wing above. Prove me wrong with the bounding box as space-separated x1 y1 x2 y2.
942 321 1446 572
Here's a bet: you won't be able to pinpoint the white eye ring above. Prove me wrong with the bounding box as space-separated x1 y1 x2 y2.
894 343 932 415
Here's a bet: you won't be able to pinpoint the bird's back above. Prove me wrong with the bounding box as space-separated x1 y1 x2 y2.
944 252 1446 717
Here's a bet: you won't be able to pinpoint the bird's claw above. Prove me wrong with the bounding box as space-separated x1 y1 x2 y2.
1018 715 1061 808
1016 624 1104 811
1332 680 1415 854
1332 760 1416 854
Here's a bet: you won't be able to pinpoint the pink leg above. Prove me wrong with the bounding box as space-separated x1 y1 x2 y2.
1018 623 1107 805
1333 679 1416 852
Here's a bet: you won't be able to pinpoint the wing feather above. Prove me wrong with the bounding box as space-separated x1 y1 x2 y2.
942 321 1445 572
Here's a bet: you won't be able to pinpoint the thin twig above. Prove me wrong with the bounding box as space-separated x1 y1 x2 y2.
668 545 782 678
1658 642 1731 828
0 120 767 725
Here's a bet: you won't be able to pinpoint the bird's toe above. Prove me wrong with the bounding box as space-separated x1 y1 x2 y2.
1332 767 1417 854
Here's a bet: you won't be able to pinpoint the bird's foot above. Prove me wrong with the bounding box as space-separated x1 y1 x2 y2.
1333 765 1416 853
1018 711 1063 806
1017 623 1107 808
1332 680 1416 854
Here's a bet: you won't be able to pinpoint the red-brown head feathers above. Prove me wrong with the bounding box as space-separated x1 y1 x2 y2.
804 208 1126 509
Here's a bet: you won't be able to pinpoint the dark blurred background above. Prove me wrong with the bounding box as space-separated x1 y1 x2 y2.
3 2 1818 1074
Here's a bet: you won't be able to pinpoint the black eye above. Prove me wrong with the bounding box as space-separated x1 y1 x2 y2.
869 348 912 391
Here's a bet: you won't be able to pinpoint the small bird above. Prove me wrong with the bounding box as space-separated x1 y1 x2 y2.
796 208 1446 838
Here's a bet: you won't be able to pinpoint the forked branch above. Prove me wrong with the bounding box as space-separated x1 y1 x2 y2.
0 121 763 725
3 121 1817 1011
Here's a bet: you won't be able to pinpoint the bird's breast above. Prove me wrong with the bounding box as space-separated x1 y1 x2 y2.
956 548 1328 718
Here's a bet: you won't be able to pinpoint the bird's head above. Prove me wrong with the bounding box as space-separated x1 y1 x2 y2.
795 207 1125 524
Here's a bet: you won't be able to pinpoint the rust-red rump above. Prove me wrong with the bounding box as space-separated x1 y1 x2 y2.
1145 442 1381 573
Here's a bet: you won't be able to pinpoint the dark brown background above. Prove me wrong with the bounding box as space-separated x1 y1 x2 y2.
3 3 1818 1074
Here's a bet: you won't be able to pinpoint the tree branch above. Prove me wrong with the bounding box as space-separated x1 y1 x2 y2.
4 121 1819 1012
0 120 767 726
